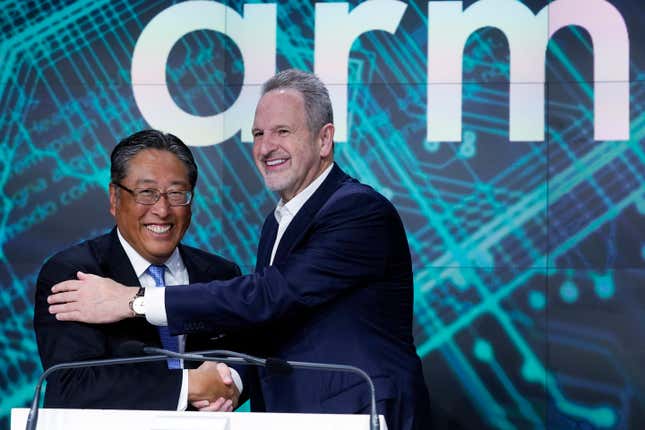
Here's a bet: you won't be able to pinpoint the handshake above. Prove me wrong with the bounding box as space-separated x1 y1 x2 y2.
188 361 240 412
119 342 242 413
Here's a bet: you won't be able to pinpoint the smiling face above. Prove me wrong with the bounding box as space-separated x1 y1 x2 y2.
252 88 334 202
109 149 192 265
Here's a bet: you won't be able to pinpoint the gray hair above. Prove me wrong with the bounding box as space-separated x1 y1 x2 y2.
262 69 333 134
110 129 198 189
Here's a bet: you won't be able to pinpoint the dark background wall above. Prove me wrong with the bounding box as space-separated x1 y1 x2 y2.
1 1 643 428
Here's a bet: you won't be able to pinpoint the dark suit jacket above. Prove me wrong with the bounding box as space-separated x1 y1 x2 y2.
166 165 431 430
33 228 240 410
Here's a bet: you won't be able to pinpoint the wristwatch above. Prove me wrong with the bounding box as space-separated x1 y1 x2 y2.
128 287 146 317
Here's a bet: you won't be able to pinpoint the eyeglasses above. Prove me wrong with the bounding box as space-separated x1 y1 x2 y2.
113 183 193 206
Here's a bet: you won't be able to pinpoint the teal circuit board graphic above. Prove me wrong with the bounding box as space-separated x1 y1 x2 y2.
1 1 644 429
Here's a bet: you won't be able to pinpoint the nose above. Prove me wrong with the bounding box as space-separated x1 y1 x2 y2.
150 194 171 217
255 133 277 156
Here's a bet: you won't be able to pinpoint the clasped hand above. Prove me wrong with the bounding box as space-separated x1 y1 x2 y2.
189 361 240 412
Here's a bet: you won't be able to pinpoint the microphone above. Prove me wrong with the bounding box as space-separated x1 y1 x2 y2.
133 342 381 430
120 341 252 367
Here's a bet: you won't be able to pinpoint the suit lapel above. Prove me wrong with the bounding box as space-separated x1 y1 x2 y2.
181 245 199 283
97 229 160 344
273 164 350 264
180 245 216 283
98 229 141 287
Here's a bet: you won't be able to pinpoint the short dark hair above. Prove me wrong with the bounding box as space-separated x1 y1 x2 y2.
110 129 198 189
262 69 333 134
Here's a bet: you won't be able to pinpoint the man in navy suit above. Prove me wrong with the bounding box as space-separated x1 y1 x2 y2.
48 70 431 430
35 130 241 411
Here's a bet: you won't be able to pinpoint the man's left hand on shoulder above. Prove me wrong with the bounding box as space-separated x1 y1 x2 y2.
48 271 134 323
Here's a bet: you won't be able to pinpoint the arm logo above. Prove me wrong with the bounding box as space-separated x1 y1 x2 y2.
131 0 630 146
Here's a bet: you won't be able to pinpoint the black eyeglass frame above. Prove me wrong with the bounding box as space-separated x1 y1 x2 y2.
112 182 193 206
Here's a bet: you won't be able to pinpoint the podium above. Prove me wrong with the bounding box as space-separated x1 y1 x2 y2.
11 408 387 430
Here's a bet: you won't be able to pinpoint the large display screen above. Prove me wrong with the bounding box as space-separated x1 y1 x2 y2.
1 1 643 428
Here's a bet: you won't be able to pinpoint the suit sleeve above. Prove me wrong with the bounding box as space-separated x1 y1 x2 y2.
34 257 183 410
167 189 409 334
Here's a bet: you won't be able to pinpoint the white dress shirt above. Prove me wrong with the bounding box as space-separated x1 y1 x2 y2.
117 229 241 409
270 163 334 264
117 230 190 410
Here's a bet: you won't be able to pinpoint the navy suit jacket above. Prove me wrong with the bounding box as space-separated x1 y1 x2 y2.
166 165 431 430
34 228 240 410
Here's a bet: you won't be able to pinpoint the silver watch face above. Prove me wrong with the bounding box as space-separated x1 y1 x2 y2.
132 296 145 315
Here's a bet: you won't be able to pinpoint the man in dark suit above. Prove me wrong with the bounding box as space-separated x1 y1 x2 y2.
34 130 241 411
48 70 431 430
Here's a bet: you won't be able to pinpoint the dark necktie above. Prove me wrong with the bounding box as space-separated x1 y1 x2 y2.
146 264 181 369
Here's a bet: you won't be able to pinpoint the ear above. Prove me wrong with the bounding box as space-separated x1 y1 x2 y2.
109 184 118 218
318 123 334 158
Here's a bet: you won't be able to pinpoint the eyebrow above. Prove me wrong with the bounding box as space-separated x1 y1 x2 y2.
133 179 189 187
252 124 292 132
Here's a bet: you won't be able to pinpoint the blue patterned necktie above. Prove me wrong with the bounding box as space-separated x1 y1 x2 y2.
146 264 181 369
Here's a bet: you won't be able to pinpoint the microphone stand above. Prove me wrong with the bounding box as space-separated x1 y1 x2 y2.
145 347 380 430
27 346 380 430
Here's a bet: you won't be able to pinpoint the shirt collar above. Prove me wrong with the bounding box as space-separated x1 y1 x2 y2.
116 228 184 278
274 163 334 223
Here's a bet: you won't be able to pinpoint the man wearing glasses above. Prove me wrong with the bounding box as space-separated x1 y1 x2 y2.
33 130 242 412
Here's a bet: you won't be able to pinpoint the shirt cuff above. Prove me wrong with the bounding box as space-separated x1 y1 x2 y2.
178 369 188 410
144 286 168 326
230 368 244 395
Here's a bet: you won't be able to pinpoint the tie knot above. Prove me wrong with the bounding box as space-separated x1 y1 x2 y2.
147 265 166 287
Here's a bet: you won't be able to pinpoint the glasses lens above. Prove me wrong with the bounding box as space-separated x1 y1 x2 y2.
135 189 160 205
132 188 191 206
167 191 191 206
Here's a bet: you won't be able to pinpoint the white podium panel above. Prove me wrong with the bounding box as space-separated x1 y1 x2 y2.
11 408 387 430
